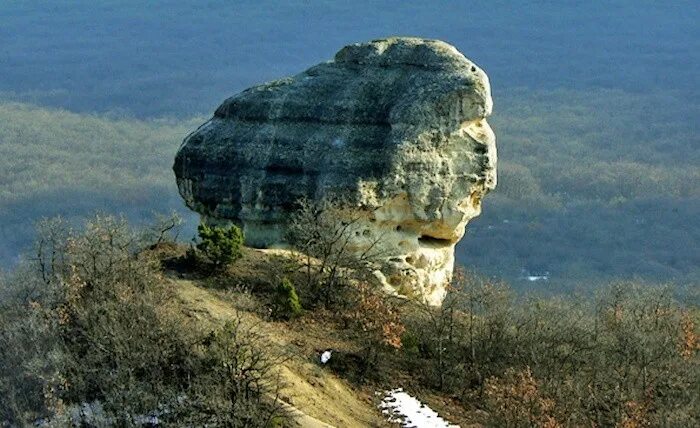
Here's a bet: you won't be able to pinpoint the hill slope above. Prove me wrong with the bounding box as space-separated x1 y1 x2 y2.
173 278 383 427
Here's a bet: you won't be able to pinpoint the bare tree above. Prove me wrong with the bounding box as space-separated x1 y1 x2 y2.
286 197 385 307
169 314 289 428
33 216 71 286
2 213 290 427
144 210 183 245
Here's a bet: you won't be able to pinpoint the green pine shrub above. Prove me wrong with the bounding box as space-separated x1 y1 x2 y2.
196 223 244 269
274 278 303 320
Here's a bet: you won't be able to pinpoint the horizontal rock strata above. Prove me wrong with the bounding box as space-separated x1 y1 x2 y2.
174 37 497 305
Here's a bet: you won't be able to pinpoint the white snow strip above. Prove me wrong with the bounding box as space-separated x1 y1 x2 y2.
379 388 459 427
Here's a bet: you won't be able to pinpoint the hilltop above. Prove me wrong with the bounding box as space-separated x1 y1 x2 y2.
2 216 697 426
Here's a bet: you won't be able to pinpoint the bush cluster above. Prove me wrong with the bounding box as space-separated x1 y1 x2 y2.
401 270 700 426
2 208 698 426
0 214 285 427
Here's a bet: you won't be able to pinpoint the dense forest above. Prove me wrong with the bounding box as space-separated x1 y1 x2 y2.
2 88 697 294
1 1 698 292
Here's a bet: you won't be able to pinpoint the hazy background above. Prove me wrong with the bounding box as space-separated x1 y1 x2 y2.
1 0 698 293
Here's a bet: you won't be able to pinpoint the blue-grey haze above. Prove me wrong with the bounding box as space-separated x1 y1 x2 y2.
1 0 698 293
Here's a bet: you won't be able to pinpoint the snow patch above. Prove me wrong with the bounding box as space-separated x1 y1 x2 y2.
379 388 459 427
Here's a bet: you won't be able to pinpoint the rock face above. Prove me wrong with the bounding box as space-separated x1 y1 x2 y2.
174 37 496 305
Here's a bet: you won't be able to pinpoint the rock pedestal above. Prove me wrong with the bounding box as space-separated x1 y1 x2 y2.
174 37 497 305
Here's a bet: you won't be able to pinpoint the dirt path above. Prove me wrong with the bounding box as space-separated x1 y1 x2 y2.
172 278 386 428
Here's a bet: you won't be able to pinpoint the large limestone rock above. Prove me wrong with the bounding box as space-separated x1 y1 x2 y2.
174 37 496 305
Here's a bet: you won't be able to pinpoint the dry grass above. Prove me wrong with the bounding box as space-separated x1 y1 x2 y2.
171 275 386 427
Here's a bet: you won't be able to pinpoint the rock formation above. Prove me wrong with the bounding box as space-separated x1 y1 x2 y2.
174 37 497 305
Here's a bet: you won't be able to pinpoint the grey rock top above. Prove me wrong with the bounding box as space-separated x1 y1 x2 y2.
213 37 492 127
174 37 497 305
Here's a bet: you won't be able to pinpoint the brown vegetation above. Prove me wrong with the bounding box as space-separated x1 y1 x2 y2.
0 214 287 427
1 212 698 426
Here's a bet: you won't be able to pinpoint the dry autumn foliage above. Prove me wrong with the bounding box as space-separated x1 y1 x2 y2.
351 282 405 350
484 367 561 428
400 276 700 426
679 311 699 361
1 214 288 426
618 395 653 428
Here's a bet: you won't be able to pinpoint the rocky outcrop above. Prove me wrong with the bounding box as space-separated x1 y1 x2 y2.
174 37 496 305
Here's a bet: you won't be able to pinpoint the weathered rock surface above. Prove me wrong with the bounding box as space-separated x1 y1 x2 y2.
174 37 496 305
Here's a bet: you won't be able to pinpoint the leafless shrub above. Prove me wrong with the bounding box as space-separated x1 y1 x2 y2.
143 210 183 246
1 213 288 427
286 197 384 308
167 315 288 427
401 274 700 426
